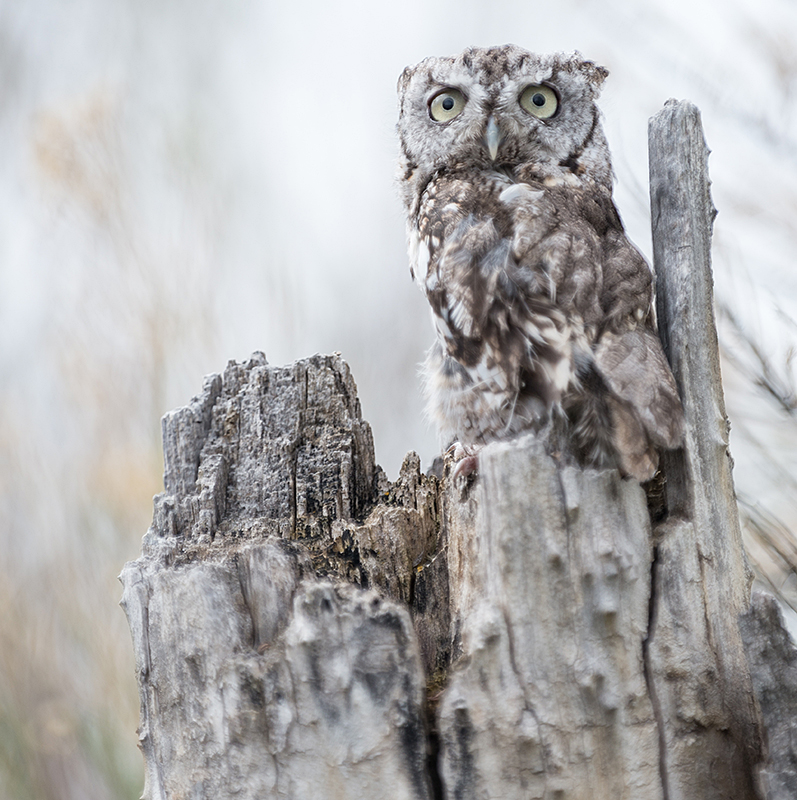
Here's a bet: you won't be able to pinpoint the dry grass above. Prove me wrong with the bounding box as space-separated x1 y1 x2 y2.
0 83 220 800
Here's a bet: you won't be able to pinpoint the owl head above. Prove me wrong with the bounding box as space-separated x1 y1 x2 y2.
397 45 612 207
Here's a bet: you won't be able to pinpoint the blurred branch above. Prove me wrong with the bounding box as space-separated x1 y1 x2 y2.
738 495 797 617
717 301 797 415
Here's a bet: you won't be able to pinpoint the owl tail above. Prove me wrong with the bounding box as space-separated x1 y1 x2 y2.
566 372 670 482
592 327 685 481
605 396 661 481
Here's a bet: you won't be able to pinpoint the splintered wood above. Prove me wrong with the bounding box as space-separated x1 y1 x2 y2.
121 103 797 800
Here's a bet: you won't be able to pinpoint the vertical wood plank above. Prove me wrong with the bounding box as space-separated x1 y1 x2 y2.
648 99 762 800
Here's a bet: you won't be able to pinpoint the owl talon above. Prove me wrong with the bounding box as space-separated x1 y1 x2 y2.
452 454 479 481
445 442 481 482
445 441 468 461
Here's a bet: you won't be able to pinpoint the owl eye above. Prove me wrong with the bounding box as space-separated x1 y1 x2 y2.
519 84 559 120
429 89 467 122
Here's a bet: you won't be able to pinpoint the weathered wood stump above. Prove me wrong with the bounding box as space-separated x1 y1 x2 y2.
120 101 797 799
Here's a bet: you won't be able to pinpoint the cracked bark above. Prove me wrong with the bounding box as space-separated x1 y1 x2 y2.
648 100 762 800
120 101 794 799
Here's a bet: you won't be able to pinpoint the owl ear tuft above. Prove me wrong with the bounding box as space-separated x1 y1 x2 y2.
578 59 609 91
397 66 414 97
559 51 609 93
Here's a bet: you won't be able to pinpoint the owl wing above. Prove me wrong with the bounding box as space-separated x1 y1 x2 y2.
591 327 684 480
586 204 684 479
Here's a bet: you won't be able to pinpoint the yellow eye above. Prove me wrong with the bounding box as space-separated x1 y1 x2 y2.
519 84 559 119
429 89 467 122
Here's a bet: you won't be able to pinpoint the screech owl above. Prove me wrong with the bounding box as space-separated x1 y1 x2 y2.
396 45 684 481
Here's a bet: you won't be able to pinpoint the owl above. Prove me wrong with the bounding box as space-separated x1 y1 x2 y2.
396 45 684 481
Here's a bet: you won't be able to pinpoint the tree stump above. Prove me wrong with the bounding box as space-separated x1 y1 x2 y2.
121 101 797 799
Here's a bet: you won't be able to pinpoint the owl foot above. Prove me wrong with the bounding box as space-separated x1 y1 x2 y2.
453 455 479 481
445 442 481 482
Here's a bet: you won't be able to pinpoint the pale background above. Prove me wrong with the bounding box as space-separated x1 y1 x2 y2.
2 0 797 796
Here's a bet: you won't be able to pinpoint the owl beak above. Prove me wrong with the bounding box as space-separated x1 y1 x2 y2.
484 116 502 162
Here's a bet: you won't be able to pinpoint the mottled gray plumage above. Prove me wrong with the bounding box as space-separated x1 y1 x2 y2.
397 45 683 481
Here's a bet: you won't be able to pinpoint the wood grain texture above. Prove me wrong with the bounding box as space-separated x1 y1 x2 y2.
437 437 661 799
740 593 797 799
648 99 762 799
121 353 440 800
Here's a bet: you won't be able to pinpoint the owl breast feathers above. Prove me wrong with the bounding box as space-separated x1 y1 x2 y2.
396 45 684 481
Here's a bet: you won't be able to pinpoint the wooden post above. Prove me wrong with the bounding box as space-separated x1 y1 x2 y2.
120 102 795 799
647 99 762 800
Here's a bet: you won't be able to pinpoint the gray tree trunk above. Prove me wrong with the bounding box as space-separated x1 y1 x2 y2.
120 101 796 800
